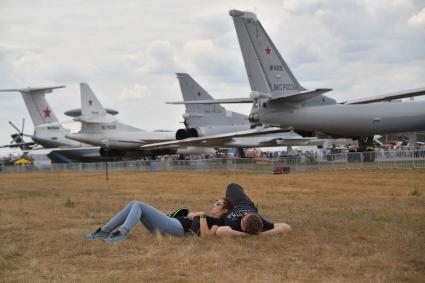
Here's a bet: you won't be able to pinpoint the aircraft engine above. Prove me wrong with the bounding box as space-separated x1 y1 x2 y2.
175 129 188 140
177 125 251 140
187 128 199 138
248 113 260 123
175 128 199 140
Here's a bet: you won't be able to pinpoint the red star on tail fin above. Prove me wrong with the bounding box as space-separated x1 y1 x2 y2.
43 108 51 118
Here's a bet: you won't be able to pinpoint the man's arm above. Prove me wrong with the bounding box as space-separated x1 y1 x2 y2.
215 226 248 237
259 223 292 236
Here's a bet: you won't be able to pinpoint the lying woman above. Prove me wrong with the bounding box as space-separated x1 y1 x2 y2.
84 197 235 242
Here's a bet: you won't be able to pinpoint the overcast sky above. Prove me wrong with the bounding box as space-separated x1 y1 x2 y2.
1 0 425 150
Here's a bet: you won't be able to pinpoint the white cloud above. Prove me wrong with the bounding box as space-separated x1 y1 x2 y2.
136 41 184 75
408 7 425 26
120 84 149 99
182 39 241 76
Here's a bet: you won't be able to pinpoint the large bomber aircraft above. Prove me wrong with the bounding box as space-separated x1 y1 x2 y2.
174 73 320 148
169 10 425 152
0 86 113 162
175 73 248 139
66 83 214 157
142 73 352 153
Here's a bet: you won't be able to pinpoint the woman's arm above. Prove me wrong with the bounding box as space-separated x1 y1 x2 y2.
199 213 215 237
187 211 205 220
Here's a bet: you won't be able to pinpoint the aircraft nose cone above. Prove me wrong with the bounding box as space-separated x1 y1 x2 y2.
229 9 245 17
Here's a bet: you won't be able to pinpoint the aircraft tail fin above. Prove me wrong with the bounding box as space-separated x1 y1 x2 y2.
230 9 305 96
0 86 65 126
176 73 248 128
176 73 226 114
80 83 107 117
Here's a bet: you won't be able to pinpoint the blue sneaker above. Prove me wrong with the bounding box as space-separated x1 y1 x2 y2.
104 230 128 242
84 227 110 240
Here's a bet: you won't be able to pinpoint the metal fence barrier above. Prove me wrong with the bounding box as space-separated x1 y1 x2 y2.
1 150 425 174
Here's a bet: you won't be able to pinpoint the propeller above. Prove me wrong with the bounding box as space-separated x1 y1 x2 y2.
8 118 35 150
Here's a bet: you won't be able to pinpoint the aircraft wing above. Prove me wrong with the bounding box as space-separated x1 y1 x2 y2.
269 89 333 103
167 89 334 105
0 86 65 93
341 87 425 104
0 141 36 149
114 139 170 144
167 98 253 105
140 127 289 150
227 135 316 147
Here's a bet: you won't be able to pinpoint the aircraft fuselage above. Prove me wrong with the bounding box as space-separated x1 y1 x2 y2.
67 130 175 150
261 100 425 138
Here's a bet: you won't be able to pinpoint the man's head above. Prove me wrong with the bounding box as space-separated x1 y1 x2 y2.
240 213 263 235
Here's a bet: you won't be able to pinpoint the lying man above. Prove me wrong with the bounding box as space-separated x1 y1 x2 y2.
215 183 292 237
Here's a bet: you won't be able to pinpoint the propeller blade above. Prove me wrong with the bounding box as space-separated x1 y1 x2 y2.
11 133 21 144
21 118 25 133
8 121 21 133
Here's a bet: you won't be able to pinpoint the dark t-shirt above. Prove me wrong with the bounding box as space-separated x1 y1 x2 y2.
176 216 224 235
176 216 193 233
224 183 274 232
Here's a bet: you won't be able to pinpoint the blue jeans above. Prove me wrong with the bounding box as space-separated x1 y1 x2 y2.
102 200 184 236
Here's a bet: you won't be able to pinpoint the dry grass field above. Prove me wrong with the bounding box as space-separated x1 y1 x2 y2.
0 170 424 282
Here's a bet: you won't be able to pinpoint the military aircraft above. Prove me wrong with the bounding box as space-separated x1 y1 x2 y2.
66 83 214 157
174 73 318 149
140 73 354 153
175 73 248 139
169 10 425 152
0 86 113 162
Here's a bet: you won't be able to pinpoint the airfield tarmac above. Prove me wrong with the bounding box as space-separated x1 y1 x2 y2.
0 170 424 282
